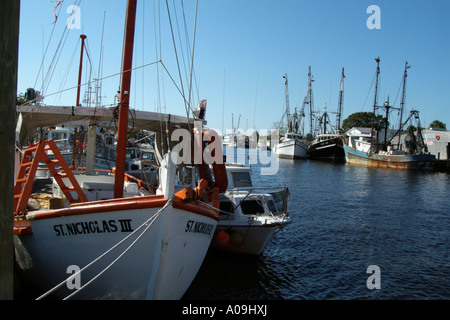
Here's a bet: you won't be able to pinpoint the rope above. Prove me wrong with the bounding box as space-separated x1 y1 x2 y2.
22 60 161 107
165 0 191 133
36 197 173 300
361 70 377 112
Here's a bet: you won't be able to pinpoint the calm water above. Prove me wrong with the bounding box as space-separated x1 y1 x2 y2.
183 150 449 300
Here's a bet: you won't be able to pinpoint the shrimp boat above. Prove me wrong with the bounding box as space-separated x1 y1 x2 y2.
308 68 346 162
209 163 291 255
273 74 308 159
13 0 227 300
343 58 436 170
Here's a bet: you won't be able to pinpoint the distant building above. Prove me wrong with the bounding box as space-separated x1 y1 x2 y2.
345 127 372 138
422 128 450 160
345 127 397 141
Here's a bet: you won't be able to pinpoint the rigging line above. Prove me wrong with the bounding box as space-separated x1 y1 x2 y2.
41 24 70 95
142 2 145 110
41 0 83 95
34 2 64 89
392 75 404 108
36 198 173 300
181 0 200 102
55 37 80 105
172 0 190 91
175 0 200 102
159 60 191 109
84 39 98 79
23 60 161 105
165 0 191 132
361 70 377 112
98 11 106 107
187 0 199 121
153 0 165 156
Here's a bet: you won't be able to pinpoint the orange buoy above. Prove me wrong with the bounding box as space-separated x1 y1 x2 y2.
216 230 230 247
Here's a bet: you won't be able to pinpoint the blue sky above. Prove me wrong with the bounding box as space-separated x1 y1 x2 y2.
18 0 450 133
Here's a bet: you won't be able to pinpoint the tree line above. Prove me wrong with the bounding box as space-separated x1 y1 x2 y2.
340 112 446 133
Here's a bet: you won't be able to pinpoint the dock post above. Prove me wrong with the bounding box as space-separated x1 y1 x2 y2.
0 0 20 300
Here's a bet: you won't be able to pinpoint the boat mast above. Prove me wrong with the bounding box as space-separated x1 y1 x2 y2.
114 0 137 198
370 57 381 153
76 34 87 107
283 74 291 132
399 61 410 148
383 98 391 149
308 66 314 137
299 67 314 137
336 68 345 132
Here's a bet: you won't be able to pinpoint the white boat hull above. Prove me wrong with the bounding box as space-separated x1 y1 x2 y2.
274 139 308 159
211 224 279 255
15 199 217 299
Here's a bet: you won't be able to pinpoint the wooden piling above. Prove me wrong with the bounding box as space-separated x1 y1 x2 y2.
0 0 20 300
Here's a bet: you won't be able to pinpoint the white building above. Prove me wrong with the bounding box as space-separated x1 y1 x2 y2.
423 128 450 160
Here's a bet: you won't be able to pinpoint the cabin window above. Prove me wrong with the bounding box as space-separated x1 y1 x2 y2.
219 201 234 216
241 200 264 215
126 148 139 160
267 200 278 214
143 152 155 161
105 135 114 145
52 132 67 141
231 172 252 187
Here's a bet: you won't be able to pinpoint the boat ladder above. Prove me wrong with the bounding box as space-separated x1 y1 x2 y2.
14 139 88 217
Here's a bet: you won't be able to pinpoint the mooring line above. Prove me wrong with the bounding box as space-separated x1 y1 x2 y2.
36 197 173 300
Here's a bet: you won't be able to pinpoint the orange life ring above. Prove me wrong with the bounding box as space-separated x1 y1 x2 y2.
436 135 440 141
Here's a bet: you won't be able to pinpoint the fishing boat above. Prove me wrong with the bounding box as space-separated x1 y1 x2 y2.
210 163 290 255
13 0 227 300
308 108 345 162
308 68 345 162
42 125 116 174
308 133 344 162
343 58 436 170
124 143 158 186
273 73 308 159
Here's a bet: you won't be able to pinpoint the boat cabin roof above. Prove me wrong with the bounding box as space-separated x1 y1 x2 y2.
345 127 372 137
16 105 194 146
225 164 252 188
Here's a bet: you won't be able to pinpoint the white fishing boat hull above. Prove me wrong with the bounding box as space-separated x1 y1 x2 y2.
274 138 308 159
14 198 217 300
343 144 436 170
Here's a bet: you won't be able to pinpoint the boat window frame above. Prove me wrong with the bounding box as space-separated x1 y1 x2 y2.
231 171 252 187
240 199 265 215
219 200 235 217
267 199 278 214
